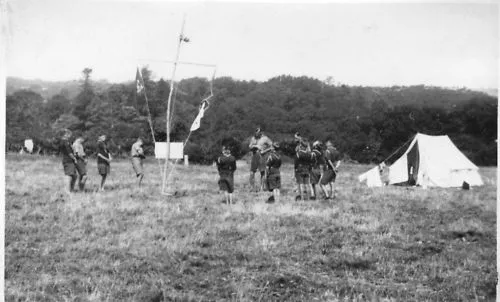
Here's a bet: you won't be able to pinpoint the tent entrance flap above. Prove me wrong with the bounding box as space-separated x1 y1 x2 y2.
406 141 419 185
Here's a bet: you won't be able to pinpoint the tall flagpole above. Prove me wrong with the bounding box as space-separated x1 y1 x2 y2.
162 15 186 194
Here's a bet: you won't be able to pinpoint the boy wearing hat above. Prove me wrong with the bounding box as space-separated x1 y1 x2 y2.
248 127 273 192
321 140 341 199
265 142 282 203
72 136 87 191
60 129 78 193
217 146 237 204
97 135 112 191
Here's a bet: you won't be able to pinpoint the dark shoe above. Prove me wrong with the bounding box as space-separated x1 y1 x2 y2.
310 196 316 201
266 196 275 203
295 195 302 201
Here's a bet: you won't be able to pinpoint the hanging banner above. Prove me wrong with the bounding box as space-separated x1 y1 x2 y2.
155 142 184 159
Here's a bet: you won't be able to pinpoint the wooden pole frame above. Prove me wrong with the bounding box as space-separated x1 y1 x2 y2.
162 15 186 195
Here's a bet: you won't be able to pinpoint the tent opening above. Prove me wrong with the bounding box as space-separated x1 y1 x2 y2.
406 141 419 185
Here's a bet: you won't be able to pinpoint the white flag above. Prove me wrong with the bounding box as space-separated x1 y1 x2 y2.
190 105 207 131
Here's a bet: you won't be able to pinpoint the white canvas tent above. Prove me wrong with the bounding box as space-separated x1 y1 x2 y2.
385 133 483 187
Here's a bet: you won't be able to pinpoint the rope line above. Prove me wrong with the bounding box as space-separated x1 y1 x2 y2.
137 67 164 177
381 133 417 164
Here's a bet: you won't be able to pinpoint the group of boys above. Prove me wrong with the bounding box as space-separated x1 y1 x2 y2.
215 128 341 204
59 130 145 193
60 130 112 193
293 133 341 201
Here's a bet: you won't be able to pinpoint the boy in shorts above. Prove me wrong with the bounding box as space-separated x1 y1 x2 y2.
131 138 145 188
265 142 282 203
217 146 237 204
97 135 112 191
60 130 78 193
249 127 273 192
72 137 88 191
321 140 341 199
294 133 312 201
309 141 324 200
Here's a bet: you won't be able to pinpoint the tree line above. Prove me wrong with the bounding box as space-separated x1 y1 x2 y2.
6 68 497 166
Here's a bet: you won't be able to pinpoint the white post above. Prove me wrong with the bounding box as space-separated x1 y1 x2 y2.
162 16 186 194
184 155 189 166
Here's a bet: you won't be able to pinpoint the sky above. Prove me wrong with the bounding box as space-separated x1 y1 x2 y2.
4 0 499 89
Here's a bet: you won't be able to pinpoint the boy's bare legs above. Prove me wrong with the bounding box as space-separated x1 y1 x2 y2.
66 175 77 194
78 174 87 191
310 184 316 199
320 184 330 199
249 172 256 191
100 174 107 191
137 173 144 188
273 188 280 203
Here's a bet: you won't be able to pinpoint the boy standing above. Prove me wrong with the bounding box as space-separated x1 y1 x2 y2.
248 127 273 192
217 146 237 204
60 130 78 194
294 133 312 201
131 138 145 188
321 140 341 200
265 142 282 203
97 135 112 191
309 141 324 200
72 137 87 191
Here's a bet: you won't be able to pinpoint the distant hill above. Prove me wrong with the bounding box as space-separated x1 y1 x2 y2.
6 76 495 109
474 88 498 98
6 77 113 100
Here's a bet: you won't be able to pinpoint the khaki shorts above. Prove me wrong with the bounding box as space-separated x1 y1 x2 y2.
132 157 144 176
63 161 76 176
98 163 110 175
267 171 281 191
321 169 336 185
310 168 321 185
75 159 87 175
218 173 234 193
295 165 310 184
250 152 260 172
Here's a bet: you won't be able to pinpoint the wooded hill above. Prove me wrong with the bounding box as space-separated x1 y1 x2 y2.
5 70 497 165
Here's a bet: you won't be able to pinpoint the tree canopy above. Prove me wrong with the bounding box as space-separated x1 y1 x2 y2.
5 70 497 166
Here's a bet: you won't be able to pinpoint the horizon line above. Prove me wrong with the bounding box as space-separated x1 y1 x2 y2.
5 75 498 91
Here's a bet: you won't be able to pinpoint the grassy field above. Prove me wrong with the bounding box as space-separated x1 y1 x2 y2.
4 154 497 301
